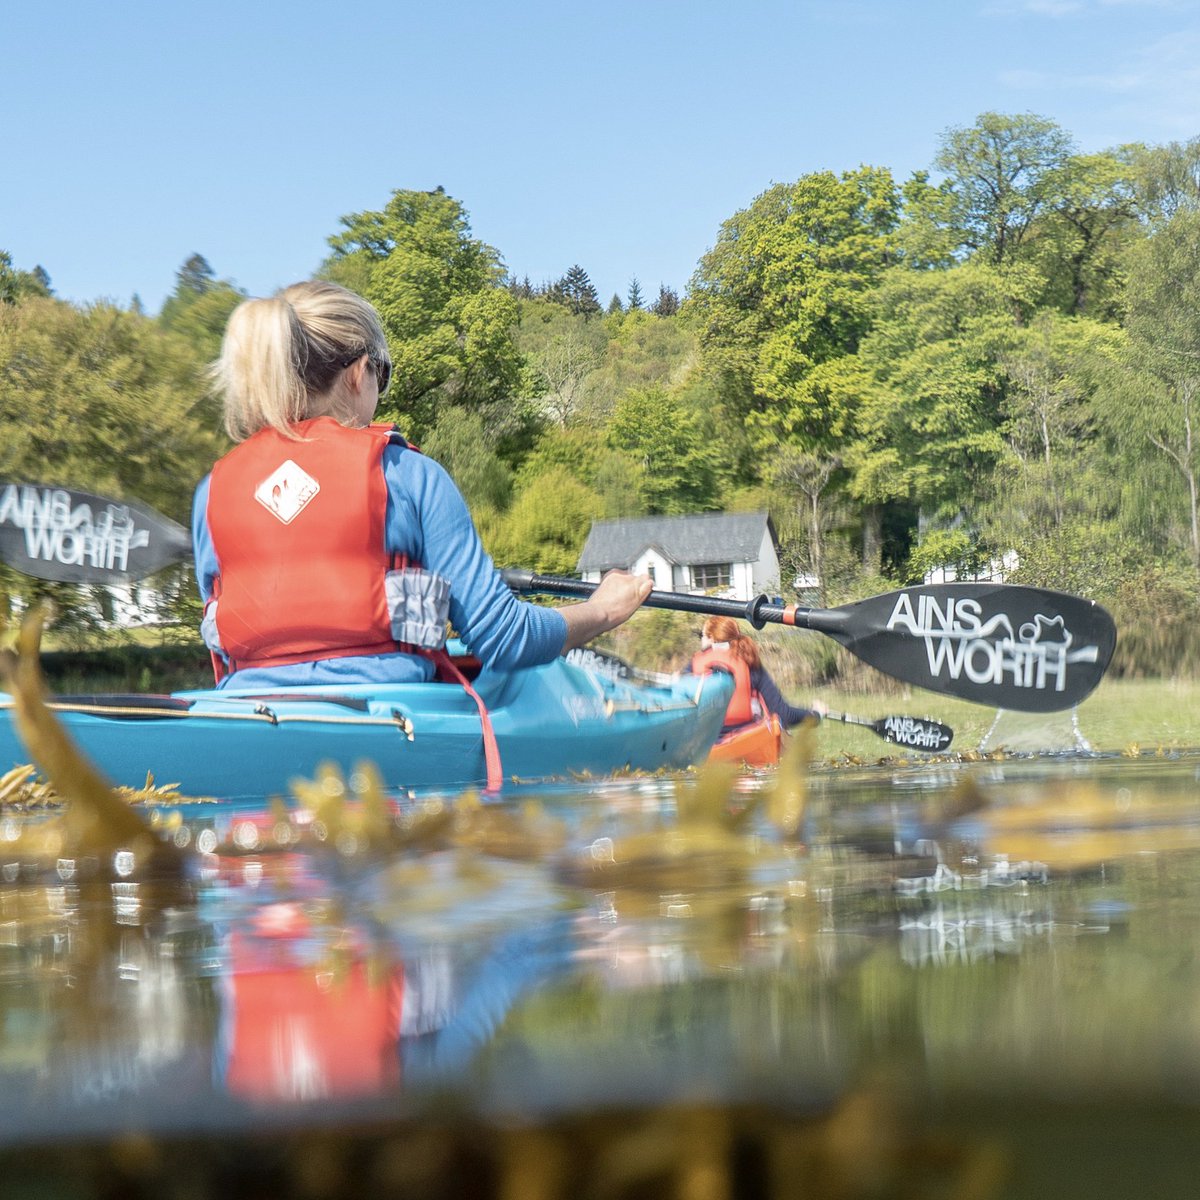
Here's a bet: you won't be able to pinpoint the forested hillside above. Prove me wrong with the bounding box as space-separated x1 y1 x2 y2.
4 112 1200 675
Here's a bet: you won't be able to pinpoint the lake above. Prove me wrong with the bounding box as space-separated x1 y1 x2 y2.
1 748 1199 1197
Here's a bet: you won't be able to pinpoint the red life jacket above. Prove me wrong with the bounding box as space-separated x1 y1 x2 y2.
206 416 403 672
691 645 757 728
206 416 506 792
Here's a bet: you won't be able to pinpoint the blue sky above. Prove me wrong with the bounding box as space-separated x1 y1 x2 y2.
3 0 1198 313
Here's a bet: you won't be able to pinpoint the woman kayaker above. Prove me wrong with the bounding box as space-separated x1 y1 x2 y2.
690 616 826 733
192 280 651 687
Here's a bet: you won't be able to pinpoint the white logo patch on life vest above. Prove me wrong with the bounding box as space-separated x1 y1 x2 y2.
254 460 320 525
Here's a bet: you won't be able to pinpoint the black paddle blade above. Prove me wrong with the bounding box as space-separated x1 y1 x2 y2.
809 583 1116 713
0 483 192 584
869 715 954 752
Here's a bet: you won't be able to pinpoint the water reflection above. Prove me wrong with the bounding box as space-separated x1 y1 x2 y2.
7 740 1200 1192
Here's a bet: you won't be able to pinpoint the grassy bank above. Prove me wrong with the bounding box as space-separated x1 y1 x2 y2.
811 675 1200 760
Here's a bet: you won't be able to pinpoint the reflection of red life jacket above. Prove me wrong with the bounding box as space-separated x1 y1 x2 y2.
206 417 402 672
224 925 404 1102
691 645 756 728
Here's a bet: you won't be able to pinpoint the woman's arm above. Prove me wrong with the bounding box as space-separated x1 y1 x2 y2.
558 570 653 650
752 664 824 728
386 450 649 667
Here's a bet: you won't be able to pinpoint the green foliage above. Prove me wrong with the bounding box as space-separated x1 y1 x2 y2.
0 251 53 304
1129 135 1200 226
0 295 222 636
1006 517 1142 601
598 607 696 674
323 187 521 441
688 166 901 448
933 111 1075 265
0 296 220 519
515 298 609 426
486 466 601 573
650 285 680 317
607 385 724 514
513 426 646 518
584 308 697 414
421 407 514 513
157 254 246 361
845 261 1033 513
1032 151 1139 318
1097 211 1200 565
905 528 992 585
1107 562 1200 679
543 265 601 318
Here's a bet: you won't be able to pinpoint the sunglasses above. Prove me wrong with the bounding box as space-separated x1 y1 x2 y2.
371 354 392 398
340 352 392 398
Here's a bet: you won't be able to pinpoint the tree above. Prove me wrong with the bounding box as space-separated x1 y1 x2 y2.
515 298 610 426
0 295 223 631
1098 211 1200 568
995 312 1115 524
626 278 644 310
487 466 603 573
0 251 53 304
158 254 245 360
584 307 697 414
514 427 646 519
933 112 1074 266
771 450 842 604
421 407 513 514
651 284 679 317
323 187 522 441
1032 151 1140 317
844 261 1036 524
1131 136 1200 226
607 385 723 514
0 296 221 517
687 166 901 450
557 265 601 318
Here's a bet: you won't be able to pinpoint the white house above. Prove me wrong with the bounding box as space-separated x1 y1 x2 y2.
577 512 781 602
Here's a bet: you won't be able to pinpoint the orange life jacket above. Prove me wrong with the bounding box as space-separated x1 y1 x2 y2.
206 416 403 672
206 417 506 792
691 644 757 728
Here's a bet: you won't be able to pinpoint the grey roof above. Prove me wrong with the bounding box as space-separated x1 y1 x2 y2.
577 511 775 572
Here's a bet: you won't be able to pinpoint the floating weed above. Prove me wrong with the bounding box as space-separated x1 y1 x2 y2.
764 715 815 840
0 608 186 876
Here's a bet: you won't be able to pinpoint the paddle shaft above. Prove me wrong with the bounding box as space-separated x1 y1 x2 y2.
501 569 835 632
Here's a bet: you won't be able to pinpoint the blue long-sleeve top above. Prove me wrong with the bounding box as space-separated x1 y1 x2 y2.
192 441 567 688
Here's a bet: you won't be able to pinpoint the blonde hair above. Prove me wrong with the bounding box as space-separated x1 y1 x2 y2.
210 280 391 440
702 616 761 668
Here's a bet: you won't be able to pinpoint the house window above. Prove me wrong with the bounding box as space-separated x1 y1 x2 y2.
691 563 732 590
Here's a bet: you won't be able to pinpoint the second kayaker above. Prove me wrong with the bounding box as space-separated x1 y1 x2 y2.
690 616 827 733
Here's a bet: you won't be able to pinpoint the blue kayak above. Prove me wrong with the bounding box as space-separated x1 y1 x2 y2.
0 646 733 801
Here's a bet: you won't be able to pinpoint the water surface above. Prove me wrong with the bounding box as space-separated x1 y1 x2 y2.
3 753 1200 1197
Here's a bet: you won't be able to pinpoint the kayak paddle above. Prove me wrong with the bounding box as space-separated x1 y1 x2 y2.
824 710 953 752
510 569 1116 713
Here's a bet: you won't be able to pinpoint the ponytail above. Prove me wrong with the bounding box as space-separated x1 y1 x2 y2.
701 616 761 669
210 297 308 440
210 280 391 441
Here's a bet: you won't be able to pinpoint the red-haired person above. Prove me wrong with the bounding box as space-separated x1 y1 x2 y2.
690 616 826 734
